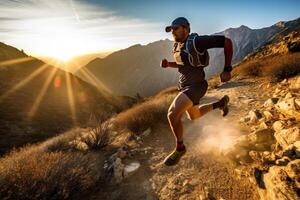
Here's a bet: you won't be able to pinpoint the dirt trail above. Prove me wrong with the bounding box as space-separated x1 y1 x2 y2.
90 77 274 200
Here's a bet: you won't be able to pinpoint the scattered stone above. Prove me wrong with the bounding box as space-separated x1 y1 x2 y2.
272 121 285 132
141 127 151 137
239 116 250 123
263 98 279 108
284 92 293 99
248 109 263 123
124 161 140 177
263 110 273 121
275 97 300 119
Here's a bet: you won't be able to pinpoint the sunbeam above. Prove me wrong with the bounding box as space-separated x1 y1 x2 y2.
69 60 113 96
65 71 77 126
0 63 49 103
28 67 58 119
0 57 35 67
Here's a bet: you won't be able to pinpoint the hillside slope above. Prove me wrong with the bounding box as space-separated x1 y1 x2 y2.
0 42 135 156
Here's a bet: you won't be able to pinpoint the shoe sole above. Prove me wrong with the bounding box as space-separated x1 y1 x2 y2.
222 95 230 117
163 149 186 166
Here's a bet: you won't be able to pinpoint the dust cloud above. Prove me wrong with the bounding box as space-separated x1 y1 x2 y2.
184 103 242 155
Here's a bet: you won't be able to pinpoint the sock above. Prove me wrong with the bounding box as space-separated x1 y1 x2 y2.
212 98 225 109
176 140 185 151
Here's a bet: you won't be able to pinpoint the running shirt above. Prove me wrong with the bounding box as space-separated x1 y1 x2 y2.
173 34 225 89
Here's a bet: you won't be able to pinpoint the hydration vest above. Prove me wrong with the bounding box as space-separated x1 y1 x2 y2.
172 33 209 68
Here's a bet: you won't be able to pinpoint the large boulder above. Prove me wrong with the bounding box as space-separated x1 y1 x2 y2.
261 159 300 200
274 127 300 149
275 97 300 120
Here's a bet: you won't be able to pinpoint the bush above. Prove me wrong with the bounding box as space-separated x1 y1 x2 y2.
233 52 300 81
0 148 103 200
114 92 176 133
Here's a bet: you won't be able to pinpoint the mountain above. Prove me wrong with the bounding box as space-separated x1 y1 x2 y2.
207 17 300 76
76 17 300 97
76 39 178 97
0 42 134 155
38 51 112 73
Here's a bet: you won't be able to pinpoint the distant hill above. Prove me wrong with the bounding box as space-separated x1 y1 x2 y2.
76 17 300 97
0 42 134 155
38 51 112 73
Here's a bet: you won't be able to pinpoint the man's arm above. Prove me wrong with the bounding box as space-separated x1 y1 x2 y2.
160 59 179 68
220 37 233 82
166 61 179 68
224 37 233 69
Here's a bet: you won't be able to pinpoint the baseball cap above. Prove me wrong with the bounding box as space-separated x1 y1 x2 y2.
165 17 190 32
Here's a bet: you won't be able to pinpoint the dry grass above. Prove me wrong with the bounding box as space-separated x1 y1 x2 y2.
114 90 177 133
0 117 110 200
233 52 300 81
0 144 104 200
0 87 177 200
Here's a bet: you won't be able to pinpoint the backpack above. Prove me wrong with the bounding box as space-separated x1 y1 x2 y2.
173 33 209 68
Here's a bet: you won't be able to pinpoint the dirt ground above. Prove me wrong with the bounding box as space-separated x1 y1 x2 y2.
88 76 277 200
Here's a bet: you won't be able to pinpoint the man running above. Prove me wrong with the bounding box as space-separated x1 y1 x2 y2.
160 17 233 166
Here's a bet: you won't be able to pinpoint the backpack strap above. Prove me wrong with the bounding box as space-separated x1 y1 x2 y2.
185 33 209 67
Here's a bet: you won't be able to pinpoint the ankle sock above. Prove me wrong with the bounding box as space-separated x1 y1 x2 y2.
176 141 185 151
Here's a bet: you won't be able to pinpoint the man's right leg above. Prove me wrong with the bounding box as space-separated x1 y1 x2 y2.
167 91 194 143
164 92 194 166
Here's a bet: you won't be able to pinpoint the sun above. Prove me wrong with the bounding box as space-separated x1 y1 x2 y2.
26 19 93 62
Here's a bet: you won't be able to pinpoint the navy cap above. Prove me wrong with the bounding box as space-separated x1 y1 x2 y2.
165 17 190 32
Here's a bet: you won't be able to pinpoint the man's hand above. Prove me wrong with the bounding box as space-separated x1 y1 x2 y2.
220 71 231 82
160 58 168 68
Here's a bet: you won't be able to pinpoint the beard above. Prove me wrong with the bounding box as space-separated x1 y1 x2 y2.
173 35 181 42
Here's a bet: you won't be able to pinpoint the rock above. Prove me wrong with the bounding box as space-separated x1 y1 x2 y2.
258 121 268 129
280 79 288 85
275 97 300 119
275 156 291 166
249 151 276 164
248 110 263 123
284 92 293 99
261 160 300 200
274 127 300 149
124 161 140 177
261 151 276 164
289 76 300 90
282 141 300 159
272 121 285 132
113 157 124 183
263 110 273 121
274 87 281 94
117 148 127 158
263 98 279 108
141 127 151 137
294 141 300 158
249 150 261 162
239 116 250 123
248 128 275 144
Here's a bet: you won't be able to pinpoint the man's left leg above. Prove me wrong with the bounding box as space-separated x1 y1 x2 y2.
186 95 230 120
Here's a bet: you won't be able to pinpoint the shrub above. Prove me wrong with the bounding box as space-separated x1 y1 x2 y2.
233 52 300 81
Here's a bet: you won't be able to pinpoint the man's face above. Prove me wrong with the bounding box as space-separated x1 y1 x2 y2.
171 26 188 42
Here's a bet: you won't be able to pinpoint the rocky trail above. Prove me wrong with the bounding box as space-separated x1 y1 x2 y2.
85 75 300 200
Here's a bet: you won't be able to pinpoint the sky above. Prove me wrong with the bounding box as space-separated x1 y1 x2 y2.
0 0 299 61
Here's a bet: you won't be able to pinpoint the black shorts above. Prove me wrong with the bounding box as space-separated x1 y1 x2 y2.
178 81 208 106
